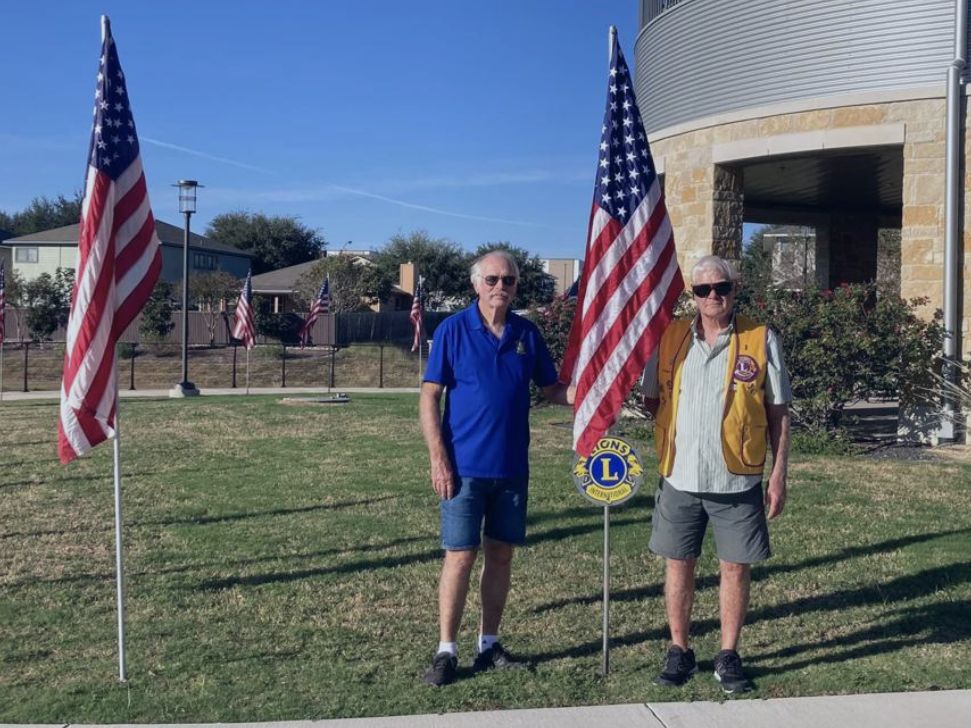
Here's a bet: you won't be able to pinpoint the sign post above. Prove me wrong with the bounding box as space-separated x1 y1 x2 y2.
572 436 644 677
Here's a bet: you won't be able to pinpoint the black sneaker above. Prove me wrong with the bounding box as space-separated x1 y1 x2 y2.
713 649 753 693
472 642 526 673
423 651 457 686
654 645 698 686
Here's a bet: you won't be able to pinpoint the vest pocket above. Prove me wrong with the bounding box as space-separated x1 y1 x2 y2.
739 424 767 468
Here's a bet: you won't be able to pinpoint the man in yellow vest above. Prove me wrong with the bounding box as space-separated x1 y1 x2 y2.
642 254 791 694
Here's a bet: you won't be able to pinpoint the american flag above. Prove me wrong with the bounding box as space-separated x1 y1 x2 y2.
410 277 424 352
560 31 683 457
0 261 6 344
58 18 163 464
298 275 329 347
232 270 255 350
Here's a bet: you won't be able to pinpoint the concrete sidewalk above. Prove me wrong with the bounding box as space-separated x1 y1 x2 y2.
0 386 418 401
12 691 970 728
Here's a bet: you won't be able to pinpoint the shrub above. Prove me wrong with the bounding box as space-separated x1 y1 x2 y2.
738 283 944 431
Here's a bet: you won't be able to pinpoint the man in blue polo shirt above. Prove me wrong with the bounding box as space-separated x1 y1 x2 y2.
420 250 573 687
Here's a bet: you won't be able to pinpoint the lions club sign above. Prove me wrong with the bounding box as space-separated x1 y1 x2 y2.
572 436 643 506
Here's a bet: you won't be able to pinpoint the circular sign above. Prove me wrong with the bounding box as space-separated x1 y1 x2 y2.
572 436 644 506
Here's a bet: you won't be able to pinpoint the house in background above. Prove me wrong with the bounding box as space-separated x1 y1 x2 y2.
2 220 252 284
251 255 412 313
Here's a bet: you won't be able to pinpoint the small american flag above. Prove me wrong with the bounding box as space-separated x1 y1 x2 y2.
0 261 6 344
410 277 424 352
298 275 329 347
58 17 163 464
560 31 683 457
232 270 255 350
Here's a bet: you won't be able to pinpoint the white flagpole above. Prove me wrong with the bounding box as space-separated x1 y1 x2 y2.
416 274 423 384
1 342 5 402
112 393 128 682
245 348 250 395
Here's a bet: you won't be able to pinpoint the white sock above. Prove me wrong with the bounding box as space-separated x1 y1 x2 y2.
478 634 498 653
437 641 457 657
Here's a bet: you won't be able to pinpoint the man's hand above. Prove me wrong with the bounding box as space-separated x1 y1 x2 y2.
430 454 456 500
765 471 787 519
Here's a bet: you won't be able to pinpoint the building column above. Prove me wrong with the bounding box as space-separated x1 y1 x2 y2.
712 164 744 262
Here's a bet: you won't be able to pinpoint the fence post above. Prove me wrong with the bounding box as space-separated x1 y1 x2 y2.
330 346 336 388
129 346 136 391
22 342 29 392
378 344 384 388
231 344 238 388
281 344 287 388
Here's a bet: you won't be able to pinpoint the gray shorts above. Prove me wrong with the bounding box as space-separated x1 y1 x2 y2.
649 479 771 564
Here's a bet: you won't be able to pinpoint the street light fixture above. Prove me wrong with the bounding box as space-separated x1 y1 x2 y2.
170 179 202 398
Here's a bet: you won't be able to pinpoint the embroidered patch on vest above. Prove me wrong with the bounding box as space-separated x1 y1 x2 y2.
734 354 759 382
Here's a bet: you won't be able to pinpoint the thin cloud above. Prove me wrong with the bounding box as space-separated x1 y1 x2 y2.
140 137 274 174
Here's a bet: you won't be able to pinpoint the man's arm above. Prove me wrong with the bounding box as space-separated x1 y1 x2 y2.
765 402 790 519
541 382 575 406
419 381 456 500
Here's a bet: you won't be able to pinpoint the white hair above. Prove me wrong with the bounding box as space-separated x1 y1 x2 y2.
691 255 739 282
470 250 520 284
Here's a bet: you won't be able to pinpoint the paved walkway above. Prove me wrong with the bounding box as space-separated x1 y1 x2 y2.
11 691 971 728
0 385 418 401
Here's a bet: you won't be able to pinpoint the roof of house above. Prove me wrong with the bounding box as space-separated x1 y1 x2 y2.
251 256 410 297
4 220 253 257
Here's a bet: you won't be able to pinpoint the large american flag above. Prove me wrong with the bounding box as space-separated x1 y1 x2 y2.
0 261 6 344
232 270 255 350
410 277 424 352
560 31 683 457
298 275 329 347
58 18 162 464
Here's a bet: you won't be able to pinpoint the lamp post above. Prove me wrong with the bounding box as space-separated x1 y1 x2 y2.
170 179 201 397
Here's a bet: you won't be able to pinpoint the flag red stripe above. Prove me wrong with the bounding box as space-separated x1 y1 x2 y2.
574 235 678 396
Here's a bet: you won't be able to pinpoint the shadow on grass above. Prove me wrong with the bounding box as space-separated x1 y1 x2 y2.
747 598 971 676
529 528 971 614
196 513 644 591
0 494 398 540
5 535 431 588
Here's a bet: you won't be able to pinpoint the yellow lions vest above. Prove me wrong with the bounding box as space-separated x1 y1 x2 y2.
655 314 769 477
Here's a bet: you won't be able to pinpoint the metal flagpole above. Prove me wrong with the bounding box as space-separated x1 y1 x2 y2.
112 394 128 682
245 348 250 395
602 504 610 676
1 343 5 402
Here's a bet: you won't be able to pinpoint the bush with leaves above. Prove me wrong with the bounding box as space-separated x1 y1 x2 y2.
139 280 176 349
738 283 944 431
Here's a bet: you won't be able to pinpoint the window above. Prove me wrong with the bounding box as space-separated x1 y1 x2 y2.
193 252 217 270
15 247 39 263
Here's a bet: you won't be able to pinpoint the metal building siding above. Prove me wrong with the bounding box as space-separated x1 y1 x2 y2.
634 0 956 133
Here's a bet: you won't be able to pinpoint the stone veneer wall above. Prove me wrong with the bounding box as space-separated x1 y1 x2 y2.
650 98 971 354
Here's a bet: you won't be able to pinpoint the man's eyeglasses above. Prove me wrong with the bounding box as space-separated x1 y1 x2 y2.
481 275 518 287
691 281 734 298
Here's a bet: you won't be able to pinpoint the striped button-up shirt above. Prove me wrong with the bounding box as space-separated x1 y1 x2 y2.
642 315 792 494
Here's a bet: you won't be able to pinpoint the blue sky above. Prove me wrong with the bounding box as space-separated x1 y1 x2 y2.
2 1 640 259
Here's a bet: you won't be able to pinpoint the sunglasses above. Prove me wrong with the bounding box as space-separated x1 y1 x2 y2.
481 275 518 287
692 281 734 297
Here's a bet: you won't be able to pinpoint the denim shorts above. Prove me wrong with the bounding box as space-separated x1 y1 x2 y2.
649 479 771 564
440 476 529 550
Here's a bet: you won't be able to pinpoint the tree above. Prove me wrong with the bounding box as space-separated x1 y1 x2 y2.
2 268 27 341
293 256 393 315
175 271 240 346
139 280 176 346
472 242 556 309
23 268 73 341
2 193 83 235
206 212 325 274
371 231 470 309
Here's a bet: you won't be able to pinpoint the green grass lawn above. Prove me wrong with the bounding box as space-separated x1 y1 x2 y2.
1 394 970 722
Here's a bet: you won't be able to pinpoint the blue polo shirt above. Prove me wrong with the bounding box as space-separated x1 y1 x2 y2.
424 303 558 479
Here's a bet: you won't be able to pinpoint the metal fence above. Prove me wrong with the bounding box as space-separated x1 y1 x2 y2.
0 340 428 393
0 308 452 347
